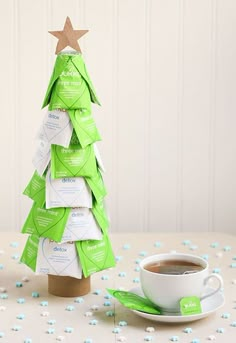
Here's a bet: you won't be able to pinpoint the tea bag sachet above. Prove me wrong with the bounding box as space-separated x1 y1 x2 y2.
50 143 97 179
76 233 116 277
23 170 45 207
32 138 50 176
107 289 161 315
68 109 101 148
20 234 40 272
21 202 70 242
46 168 92 208
85 169 107 203
61 207 102 242
91 199 109 233
37 110 73 148
42 53 100 110
36 238 83 278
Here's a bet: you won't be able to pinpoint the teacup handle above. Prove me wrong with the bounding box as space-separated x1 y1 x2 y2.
200 274 223 301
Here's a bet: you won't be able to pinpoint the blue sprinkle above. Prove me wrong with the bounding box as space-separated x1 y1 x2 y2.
230 321 236 327
118 272 127 277
182 240 191 246
133 277 140 283
115 256 123 262
74 297 84 303
11 254 19 260
112 327 121 333
66 305 75 311
104 301 111 306
201 254 209 261
32 292 40 298
101 275 109 280
170 336 179 342
24 339 32 343
135 258 141 264
0 293 8 299
40 301 48 306
221 313 230 319
190 245 198 250
144 336 153 341
223 246 231 251
16 313 25 320
12 325 21 331
46 328 55 334
154 241 162 247
191 340 200 343
84 339 93 343
104 294 113 299
233 256 236 260
119 321 127 326
134 266 140 272
64 327 73 333
212 268 221 274
89 319 98 325
16 282 23 287
216 328 225 333
183 327 192 333
230 263 236 268
17 298 25 304
47 319 56 325
0 264 4 270
106 311 114 317
123 244 131 250
10 242 19 248
0 332 4 338
210 242 219 248
139 251 148 256
93 289 101 295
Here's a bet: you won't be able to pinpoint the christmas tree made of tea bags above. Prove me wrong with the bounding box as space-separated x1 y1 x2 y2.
20 17 115 296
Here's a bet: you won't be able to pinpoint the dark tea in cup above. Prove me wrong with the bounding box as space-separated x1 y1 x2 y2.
144 259 204 275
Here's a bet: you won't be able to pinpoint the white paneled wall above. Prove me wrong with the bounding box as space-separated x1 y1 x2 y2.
0 0 236 233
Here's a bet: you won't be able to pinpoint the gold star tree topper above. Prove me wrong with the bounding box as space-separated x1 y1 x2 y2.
49 16 88 54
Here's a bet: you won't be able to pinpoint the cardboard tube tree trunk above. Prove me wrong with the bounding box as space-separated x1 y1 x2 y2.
48 275 91 297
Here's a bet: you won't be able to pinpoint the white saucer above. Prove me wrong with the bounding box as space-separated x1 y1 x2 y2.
130 287 225 323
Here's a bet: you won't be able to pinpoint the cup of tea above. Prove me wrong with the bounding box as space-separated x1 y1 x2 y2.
139 253 223 313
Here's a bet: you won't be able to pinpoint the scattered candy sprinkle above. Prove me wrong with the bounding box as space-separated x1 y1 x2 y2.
146 327 155 333
84 311 93 317
230 263 236 268
16 313 25 320
40 301 48 306
183 327 192 333
41 311 50 317
47 319 56 325
123 244 130 250
154 241 162 247
182 240 191 245
212 268 221 274
0 293 8 299
144 336 153 341
24 339 32 343
17 298 25 304
66 305 75 311
221 313 230 319
113 327 121 334
207 335 216 340
223 246 231 251
139 251 148 256
230 321 236 327
56 336 65 341
64 327 73 333
106 310 115 317
93 289 101 295
115 256 123 262
118 272 127 277
117 337 127 342
101 275 109 280
12 325 21 331
170 336 179 342
216 328 225 333
133 277 140 283
210 242 219 248
119 321 127 326
0 332 4 338
74 297 84 303
84 339 93 343
191 339 200 343
32 292 39 298
104 301 111 306
16 282 23 287
46 328 55 334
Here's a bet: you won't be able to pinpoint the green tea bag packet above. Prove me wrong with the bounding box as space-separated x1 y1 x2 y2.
21 202 70 242
76 233 116 277
32 136 51 176
37 110 73 148
61 207 102 243
20 234 40 272
107 289 161 315
50 143 97 179
46 168 92 208
23 170 45 207
85 168 107 203
94 144 106 173
42 53 100 110
68 109 101 148
36 238 82 278
91 199 109 233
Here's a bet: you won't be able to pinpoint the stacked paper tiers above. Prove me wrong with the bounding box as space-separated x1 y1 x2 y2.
20 52 115 279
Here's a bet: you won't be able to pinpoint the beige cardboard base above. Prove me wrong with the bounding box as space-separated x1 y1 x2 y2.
48 275 91 297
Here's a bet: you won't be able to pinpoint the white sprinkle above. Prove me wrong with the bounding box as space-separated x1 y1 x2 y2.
0 306 6 311
90 305 99 311
117 337 127 342
56 336 65 341
146 327 155 333
207 335 216 340
216 252 223 258
22 276 30 282
84 311 93 317
232 280 236 285
41 311 50 317
0 287 6 293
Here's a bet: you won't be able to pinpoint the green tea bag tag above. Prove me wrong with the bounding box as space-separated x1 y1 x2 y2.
20 235 40 272
180 296 202 316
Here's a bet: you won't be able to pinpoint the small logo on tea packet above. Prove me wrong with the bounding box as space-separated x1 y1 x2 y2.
180 296 202 316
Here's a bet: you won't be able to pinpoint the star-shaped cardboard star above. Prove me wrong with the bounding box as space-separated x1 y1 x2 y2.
49 16 88 54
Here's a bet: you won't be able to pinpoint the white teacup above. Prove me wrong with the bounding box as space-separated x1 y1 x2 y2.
140 253 223 313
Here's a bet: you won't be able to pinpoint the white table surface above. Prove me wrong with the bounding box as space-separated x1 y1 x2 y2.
0 232 236 343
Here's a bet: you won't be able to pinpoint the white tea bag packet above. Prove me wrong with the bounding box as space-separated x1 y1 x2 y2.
36 237 82 278
37 110 73 148
61 207 102 243
94 143 106 173
32 138 50 176
46 168 92 208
